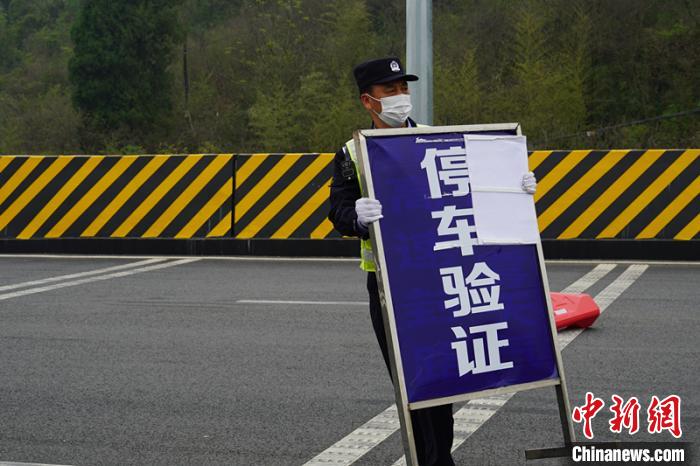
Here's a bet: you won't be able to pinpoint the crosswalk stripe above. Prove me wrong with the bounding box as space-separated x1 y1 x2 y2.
303 263 626 466
558 263 617 294
391 264 648 466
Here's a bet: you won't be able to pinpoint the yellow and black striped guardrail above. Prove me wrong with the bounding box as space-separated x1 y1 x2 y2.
233 149 698 241
0 154 233 239
234 153 335 239
530 149 698 240
0 149 697 242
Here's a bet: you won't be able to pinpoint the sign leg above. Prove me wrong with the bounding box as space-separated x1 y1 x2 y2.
555 382 576 446
375 274 420 465
535 240 576 446
396 402 419 466
378 283 420 465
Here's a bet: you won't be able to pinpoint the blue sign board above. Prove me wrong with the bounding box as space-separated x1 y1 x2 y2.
363 131 560 404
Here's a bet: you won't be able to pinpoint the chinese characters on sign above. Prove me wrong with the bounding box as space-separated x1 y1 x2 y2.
432 206 477 256
365 132 559 403
420 146 470 199
450 322 513 376
421 145 514 379
440 263 505 317
572 392 682 439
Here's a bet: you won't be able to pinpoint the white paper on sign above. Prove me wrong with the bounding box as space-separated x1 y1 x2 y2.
465 135 529 191
465 134 540 244
471 191 540 244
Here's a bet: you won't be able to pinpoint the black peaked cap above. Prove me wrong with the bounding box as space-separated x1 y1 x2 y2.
353 57 418 91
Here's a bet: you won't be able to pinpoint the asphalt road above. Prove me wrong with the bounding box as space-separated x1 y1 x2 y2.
0 255 696 466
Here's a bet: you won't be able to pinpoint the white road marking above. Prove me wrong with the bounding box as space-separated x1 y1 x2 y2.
0 253 167 260
0 258 200 301
0 462 74 466
0 258 168 292
303 263 646 466
545 259 698 266
243 264 616 309
391 263 648 466
1 254 696 266
236 299 368 306
559 263 616 293
0 253 360 262
555 264 648 348
303 405 401 465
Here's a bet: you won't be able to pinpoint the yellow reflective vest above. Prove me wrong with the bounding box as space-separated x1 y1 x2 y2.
344 123 426 272
343 137 377 271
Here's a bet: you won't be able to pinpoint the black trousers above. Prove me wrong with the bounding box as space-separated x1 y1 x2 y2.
367 272 456 466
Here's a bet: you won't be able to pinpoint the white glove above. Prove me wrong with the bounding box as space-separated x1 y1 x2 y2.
522 171 537 194
355 197 383 227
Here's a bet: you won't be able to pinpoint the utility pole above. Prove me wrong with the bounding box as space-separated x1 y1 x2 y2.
406 0 433 125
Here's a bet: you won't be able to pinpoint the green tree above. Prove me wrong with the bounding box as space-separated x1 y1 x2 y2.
508 4 554 142
246 0 381 152
435 48 480 126
540 1 591 147
69 0 182 150
1 0 698 153
0 0 80 154
248 79 301 151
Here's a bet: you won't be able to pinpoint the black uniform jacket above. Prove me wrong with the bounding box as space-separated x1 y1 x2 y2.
327 118 417 240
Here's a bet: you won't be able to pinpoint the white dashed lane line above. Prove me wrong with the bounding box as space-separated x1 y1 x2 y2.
0 258 200 301
390 264 648 466
0 258 168 292
2 254 695 266
558 263 617 294
0 462 74 466
236 299 368 306
302 263 647 466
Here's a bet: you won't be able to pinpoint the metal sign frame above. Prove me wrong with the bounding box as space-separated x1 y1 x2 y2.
353 123 575 465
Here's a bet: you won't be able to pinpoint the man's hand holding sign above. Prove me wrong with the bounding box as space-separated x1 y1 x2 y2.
355 170 537 228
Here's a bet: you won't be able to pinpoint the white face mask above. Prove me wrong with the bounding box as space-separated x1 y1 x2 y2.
364 93 412 127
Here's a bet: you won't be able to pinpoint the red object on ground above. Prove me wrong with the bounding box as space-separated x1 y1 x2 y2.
550 292 601 330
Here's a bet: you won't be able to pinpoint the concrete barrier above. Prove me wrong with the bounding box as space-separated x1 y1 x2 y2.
0 149 697 259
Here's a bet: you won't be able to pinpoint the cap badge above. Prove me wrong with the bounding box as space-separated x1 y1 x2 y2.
390 60 400 72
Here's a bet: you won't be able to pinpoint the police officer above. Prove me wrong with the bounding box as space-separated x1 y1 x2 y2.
328 57 537 465
327 56 456 466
